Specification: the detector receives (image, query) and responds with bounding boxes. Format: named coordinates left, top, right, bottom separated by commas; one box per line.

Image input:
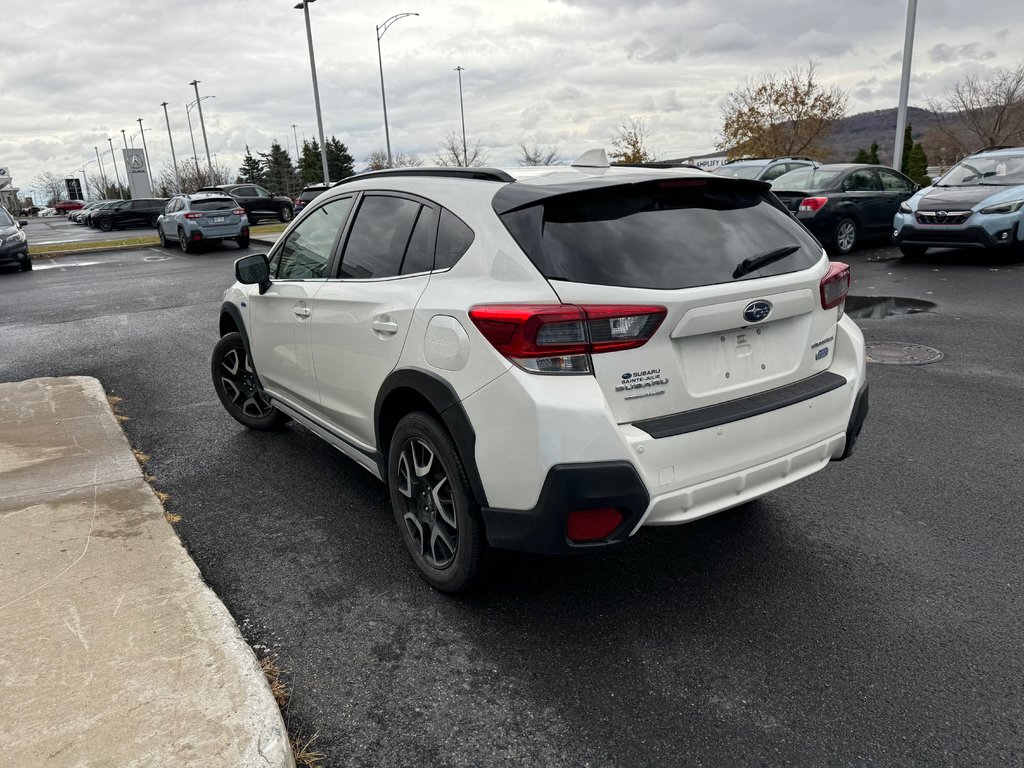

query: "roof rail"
left=335, top=167, right=516, bottom=185
left=971, top=145, right=1016, bottom=154
left=725, top=155, right=817, bottom=164
left=611, top=161, right=703, bottom=170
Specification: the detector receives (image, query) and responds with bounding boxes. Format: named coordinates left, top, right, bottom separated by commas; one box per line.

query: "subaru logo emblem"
left=743, top=300, right=773, bottom=323
left=935, top=210, right=948, bottom=222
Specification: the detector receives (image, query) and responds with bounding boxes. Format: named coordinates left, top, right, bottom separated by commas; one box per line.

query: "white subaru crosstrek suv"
left=212, top=150, right=868, bottom=593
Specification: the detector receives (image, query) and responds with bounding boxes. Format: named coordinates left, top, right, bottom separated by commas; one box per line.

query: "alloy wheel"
left=217, top=345, right=273, bottom=419
left=837, top=221, right=856, bottom=253
left=396, top=437, right=458, bottom=569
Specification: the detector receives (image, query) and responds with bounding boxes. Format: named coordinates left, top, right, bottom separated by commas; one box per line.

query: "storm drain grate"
left=865, top=341, right=943, bottom=365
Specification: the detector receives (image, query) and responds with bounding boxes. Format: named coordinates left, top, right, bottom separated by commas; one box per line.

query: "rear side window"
left=191, top=198, right=238, bottom=211
left=434, top=209, right=474, bottom=270
left=499, top=180, right=821, bottom=290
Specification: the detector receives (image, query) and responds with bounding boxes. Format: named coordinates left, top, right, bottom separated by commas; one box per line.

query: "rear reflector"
left=820, top=261, right=850, bottom=317
left=567, top=508, right=624, bottom=542
left=799, top=197, right=829, bottom=213
left=469, top=304, right=666, bottom=374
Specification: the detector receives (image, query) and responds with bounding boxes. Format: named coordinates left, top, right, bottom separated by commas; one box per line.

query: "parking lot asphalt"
left=21, top=215, right=153, bottom=246
left=1, top=244, right=1022, bottom=766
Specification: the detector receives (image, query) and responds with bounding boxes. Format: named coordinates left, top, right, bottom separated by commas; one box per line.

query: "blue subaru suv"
left=893, top=147, right=1024, bottom=258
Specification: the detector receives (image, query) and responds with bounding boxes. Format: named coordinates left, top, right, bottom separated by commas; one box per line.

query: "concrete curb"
left=31, top=232, right=282, bottom=260
left=0, top=377, right=295, bottom=768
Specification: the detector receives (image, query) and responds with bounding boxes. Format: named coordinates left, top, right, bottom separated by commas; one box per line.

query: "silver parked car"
left=156, top=193, right=250, bottom=253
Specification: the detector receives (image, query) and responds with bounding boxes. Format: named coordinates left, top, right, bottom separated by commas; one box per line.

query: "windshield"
left=771, top=167, right=842, bottom=190
left=0, top=209, right=13, bottom=227
left=498, top=180, right=821, bottom=290
left=938, top=154, right=1024, bottom=186
left=712, top=164, right=764, bottom=179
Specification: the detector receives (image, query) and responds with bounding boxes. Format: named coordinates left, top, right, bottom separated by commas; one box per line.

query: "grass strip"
left=31, top=223, right=287, bottom=256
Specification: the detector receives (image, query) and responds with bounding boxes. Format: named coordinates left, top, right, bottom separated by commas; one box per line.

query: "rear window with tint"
left=191, top=199, right=238, bottom=211
left=498, top=180, right=821, bottom=290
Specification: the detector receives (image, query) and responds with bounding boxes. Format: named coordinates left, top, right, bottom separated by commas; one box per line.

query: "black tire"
left=899, top=244, right=928, bottom=259
left=178, top=228, right=195, bottom=254
left=278, top=206, right=293, bottom=223
left=149, top=213, right=160, bottom=227
left=21, top=258, right=33, bottom=272
left=158, top=225, right=172, bottom=248
left=829, top=218, right=858, bottom=256
left=388, top=412, right=488, bottom=593
left=247, top=211, right=259, bottom=225
left=236, top=236, right=250, bottom=249
left=211, top=332, right=290, bottom=430
left=97, top=218, right=113, bottom=232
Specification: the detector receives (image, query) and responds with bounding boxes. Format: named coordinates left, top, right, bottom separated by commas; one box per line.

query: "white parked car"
left=212, top=151, right=868, bottom=592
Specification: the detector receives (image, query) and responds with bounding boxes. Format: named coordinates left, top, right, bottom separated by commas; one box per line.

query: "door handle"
left=371, top=319, right=399, bottom=335
left=293, top=307, right=311, bottom=318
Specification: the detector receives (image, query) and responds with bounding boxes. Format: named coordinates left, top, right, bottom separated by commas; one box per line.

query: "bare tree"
left=32, top=171, right=69, bottom=206
left=365, top=150, right=424, bottom=171
left=716, top=62, right=847, bottom=158
left=85, top=172, right=126, bottom=200
left=927, top=61, right=1024, bottom=155
left=515, top=141, right=562, bottom=166
left=434, top=131, right=488, bottom=167
left=610, top=117, right=655, bottom=163
left=154, top=160, right=234, bottom=196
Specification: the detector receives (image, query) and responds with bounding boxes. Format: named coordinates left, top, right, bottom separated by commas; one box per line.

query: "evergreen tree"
left=238, top=146, right=266, bottom=185
left=259, top=140, right=299, bottom=196
left=325, top=136, right=355, bottom=182
left=907, top=142, right=930, bottom=186
left=298, top=139, right=323, bottom=186
left=901, top=125, right=914, bottom=174
left=854, top=148, right=871, bottom=163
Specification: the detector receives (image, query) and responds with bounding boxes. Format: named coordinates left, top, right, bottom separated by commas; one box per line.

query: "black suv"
left=198, top=184, right=294, bottom=224
left=91, top=198, right=169, bottom=231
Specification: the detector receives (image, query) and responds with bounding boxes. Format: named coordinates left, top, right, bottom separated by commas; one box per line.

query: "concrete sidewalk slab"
left=0, top=377, right=294, bottom=768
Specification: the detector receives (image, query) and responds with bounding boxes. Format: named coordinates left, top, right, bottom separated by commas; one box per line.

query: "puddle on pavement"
left=846, top=295, right=936, bottom=319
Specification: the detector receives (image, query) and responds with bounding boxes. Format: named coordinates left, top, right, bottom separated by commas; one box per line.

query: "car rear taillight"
left=567, top=508, right=624, bottom=542
left=799, top=197, right=829, bottom=213
left=184, top=212, right=203, bottom=219
left=468, top=304, right=666, bottom=374
left=232, top=208, right=246, bottom=216
left=820, top=262, right=850, bottom=318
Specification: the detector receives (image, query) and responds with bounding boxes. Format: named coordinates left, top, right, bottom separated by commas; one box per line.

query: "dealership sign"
left=122, top=148, right=152, bottom=198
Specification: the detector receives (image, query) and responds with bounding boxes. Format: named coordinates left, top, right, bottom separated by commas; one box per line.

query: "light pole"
left=892, top=0, right=918, bottom=172
left=79, top=159, right=96, bottom=200
left=376, top=12, right=418, bottom=167
left=136, top=118, right=154, bottom=185
left=295, top=0, right=330, bottom=183
left=187, top=96, right=214, bottom=186
left=108, top=137, right=124, bottom=198
left=292, top=123, right=300, bottom=157
left=454, top=65, right=468, bottom=167
left=161, top=101, right=182, bottom=193
left=190, top=80, right=214, bottom=174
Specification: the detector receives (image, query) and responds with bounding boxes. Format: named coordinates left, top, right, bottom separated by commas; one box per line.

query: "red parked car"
left=54, top=200, right=86, bottom=214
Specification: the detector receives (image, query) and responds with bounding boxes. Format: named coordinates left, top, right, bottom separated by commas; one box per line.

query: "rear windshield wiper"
left=732, top=245, right=801, bottom=279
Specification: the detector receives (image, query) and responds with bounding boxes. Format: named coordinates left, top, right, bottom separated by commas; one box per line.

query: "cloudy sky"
left=2, top=0, right=1020, bottom=201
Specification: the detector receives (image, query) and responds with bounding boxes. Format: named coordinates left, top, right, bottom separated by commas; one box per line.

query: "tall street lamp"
left=161, top=101, right=182, bottom=193
left=190, top=80, right=214, bottom=174
left=892, top=0, right=919, bottom=172
left=292, top=123, right=300, bottom=158
left=376, top=12, right=418, bottom=167
left=454, top=65, right=468, bottom=167
left=187, top=96, right=214, bottom=185
left=295, top=0, right=331, bottom=183
left=135, top=118, right=155, bottom=185
left=107, top=137, right=125, bottom=198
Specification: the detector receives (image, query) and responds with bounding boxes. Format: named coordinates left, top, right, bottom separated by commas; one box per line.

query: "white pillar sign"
left=122, top=149, right=152, bottom=198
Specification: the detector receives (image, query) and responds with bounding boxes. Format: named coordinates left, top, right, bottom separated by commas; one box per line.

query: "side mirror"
left=235, top=253, right=271, bottom=294
left=272, top=191, right=280, bottom=197
left=18, top=220, right=27, bottom=227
